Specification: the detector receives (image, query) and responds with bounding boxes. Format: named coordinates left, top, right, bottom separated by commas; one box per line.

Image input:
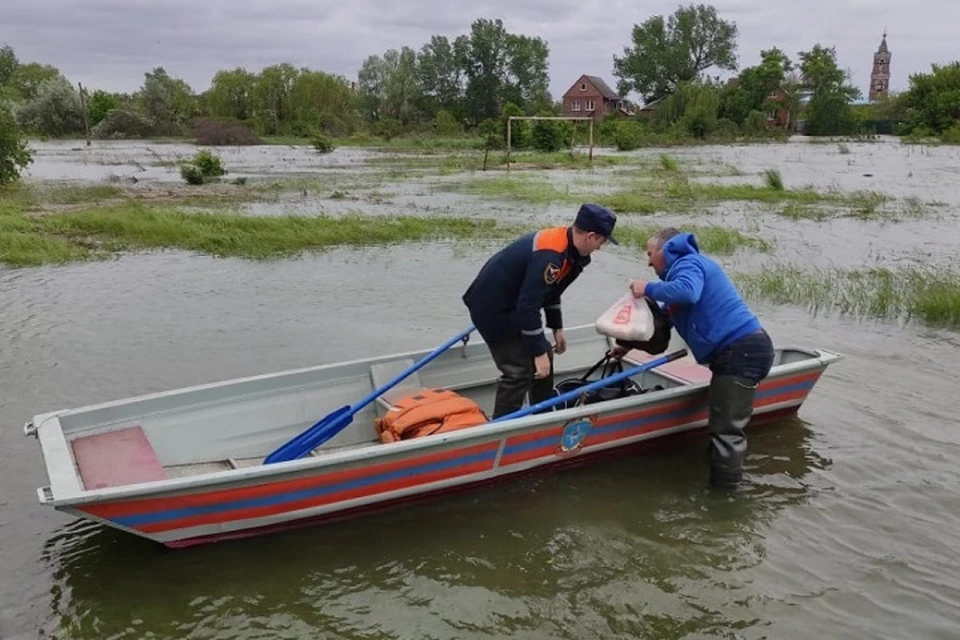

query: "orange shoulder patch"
left=533, top=226, right=569, bottom=253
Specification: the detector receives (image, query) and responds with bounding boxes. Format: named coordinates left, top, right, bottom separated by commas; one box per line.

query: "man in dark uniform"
left=462, top=203, right=619, bottom=418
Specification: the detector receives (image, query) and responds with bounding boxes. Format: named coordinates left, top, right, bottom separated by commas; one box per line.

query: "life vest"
left=375, top=388, right=489, bottom=444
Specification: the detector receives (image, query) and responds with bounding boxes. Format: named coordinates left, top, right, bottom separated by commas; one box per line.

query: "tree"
left=16, top=76, right=85, bottom=137
left=0, top=103, right=32, bottom=185
left=900, top=62, right=960, bottom=135
left=613, top=3, right=738, bottom=104
left=797, top=45, right=860, bottom=135
left=357, top=48, right=420, bottom=124
left=206, top=68, right=257, bottom=121
left=720, top=47, right=794, bottom=125
left=137, top=67, right=194, bottom=135
left=416, top=36, right=464, bottom=120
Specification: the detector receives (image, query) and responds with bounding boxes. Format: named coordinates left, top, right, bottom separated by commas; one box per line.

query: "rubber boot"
left=707, top=375, right=757, bottom=488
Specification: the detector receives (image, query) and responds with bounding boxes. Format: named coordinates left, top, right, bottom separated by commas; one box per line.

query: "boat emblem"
left=557, top=417, right=593, bottom=455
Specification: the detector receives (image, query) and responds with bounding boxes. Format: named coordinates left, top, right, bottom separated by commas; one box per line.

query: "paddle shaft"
left=263, top=325, right=475, bottom=464
left=350, top=324, right=475, bottom=412
left=491, top=348, right=688, bottom=423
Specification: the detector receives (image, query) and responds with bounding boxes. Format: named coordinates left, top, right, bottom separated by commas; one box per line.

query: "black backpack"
left=549, top=353, right=663, bottom=411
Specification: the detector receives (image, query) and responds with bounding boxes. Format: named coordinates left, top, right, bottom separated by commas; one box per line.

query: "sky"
left=2, top=0, right=958, bottom=104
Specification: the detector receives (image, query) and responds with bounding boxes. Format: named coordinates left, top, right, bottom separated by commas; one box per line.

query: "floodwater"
left=2, top=138, right=960, bottom=639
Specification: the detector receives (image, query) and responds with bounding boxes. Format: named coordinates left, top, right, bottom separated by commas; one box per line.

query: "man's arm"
left=644, top=261, right=705, bottom=305
left=516, top=250, right=562, bottom=356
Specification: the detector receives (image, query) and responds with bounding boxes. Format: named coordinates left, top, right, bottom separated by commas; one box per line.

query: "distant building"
left=869, top=31, right=891, bottom=101
left=560, top=74, right=634, bottom=121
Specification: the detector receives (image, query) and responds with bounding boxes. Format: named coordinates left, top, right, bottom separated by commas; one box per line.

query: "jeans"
left=487, top=335, right=555, bottom=419
left=704, top=328, right=775, bottom=487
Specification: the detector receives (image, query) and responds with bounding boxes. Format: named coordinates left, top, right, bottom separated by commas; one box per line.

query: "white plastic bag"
left=595, top=293, right=655, bottom=342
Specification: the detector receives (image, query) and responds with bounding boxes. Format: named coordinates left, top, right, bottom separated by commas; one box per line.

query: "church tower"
left=869, top=31, right=891, bottom=101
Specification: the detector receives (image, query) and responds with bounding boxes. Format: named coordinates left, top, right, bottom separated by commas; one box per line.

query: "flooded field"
left=1, top=137, right=959, bottom=639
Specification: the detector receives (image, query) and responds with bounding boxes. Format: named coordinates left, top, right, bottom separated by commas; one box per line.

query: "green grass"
left=735, top=265, right=960, bottom=330
left=452, top=172, right=900, bottom=217
left=1, top=183, right=125, bottom=209
left=0, top=203, right=528, bottom=268
left=615, top=224, right=773, bottom=255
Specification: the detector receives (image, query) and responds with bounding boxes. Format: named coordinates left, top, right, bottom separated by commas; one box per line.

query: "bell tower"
left=869, top=31, right=891, bottom=101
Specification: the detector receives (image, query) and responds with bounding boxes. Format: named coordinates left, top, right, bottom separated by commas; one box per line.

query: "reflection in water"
left=41, top=419, right=828, bottom=639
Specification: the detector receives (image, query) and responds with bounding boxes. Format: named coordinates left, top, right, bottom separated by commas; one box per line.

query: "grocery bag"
left=595, top=292, right=655, bottom=342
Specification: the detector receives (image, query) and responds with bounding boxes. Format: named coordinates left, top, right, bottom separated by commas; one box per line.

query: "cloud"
left=2, top=0, right=957, bottom=100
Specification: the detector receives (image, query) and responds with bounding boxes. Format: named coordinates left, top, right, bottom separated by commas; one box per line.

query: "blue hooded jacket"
left=644, top=232, right=761, bottom=364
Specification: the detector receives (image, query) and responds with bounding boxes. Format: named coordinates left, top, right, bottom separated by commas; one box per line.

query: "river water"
left=1, top=138, right=959, bottom=639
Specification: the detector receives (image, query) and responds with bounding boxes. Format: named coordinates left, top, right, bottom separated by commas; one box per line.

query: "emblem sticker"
left=557, top=417, right=593, bottom=455
left=543, top=262, right=561, bottom=284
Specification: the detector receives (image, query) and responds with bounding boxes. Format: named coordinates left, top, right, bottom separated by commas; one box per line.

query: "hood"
left=662, top=232, right=700, bottom=270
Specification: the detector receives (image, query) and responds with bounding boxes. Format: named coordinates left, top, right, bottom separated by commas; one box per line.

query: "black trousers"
left=488, top=335, right=554, bottom=419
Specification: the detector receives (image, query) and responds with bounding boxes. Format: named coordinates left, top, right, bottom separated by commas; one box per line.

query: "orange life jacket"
left=375, top=388, right=489, bottom=444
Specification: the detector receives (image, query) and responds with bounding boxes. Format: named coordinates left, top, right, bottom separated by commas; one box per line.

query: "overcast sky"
left=2, top=0, right=957, bottom=103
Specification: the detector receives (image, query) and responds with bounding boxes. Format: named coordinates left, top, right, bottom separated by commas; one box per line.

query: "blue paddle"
left=263, top=325, right=476, bottom=464
left=491, top=348, right=689, bottom=423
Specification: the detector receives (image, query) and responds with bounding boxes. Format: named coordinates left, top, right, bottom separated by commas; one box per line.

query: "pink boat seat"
left=70, top=425, right=167, bottom=490
left=626, top=349, right=713, bottom=385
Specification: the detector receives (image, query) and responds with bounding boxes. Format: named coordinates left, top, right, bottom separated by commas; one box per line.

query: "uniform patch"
left=543, top=262, right=561, bottom=284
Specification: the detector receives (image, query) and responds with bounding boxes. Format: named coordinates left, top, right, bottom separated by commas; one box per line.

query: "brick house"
left=724, top=77, right=793, bottom=128
left=561, top=74, right=634, bottom=120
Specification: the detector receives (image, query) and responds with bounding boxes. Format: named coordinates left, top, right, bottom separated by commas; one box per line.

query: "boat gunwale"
left=29, top=342, right=842, bottom=508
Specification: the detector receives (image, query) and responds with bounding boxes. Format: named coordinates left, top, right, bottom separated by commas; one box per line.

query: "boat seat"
left=626, top=350, right=713, bottom=385
left=370, top=358, right=425, bottom=410
left=70, top=424, right=167, bottom=490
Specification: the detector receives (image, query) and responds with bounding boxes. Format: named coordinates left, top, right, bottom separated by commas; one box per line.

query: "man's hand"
left=533, top=352, right=551, bottom=379
left=609, top=345, right=629, bottom=360
left=630, top=280, right=648, bottom=298
left=552, top=328, right=567, bottom=355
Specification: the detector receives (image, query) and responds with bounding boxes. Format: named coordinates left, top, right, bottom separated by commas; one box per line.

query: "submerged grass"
left=614, top=224, right=773, bottom=255
left=453, top=172, right=899, bottom=217
left=736, top=265, right=960, bottom=330
left=0, top=204, right=527, bottom=268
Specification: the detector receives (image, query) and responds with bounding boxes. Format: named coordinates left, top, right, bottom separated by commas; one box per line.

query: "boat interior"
left=38, top=325, right=826, bottom=495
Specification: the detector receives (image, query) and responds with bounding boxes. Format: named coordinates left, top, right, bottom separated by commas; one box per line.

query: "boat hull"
left=26, top=326, right=841, bottom=548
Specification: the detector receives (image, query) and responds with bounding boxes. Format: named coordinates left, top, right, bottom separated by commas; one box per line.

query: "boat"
left=24, top=324, right=842, bottom=548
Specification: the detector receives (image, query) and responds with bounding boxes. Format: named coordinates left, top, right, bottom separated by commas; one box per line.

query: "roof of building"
left=580, top=75, right=620, bottom=100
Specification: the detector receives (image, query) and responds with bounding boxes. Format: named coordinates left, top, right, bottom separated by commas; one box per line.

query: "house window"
left=766, top=111, right=776, bottom=120
left=617, top=100, right=623, bottom=109
left=572, top=100, right=581, bottom=111
left=579, top=83, right=587, bottom=91
left=586, top=99, right=595, bottom=111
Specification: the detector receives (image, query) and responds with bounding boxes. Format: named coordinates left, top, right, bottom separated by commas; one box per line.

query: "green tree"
left=253, top=63, right=298, bottom=135
left=720, top=47, right=793, bottom=125
left=16, top=76, right=85, bottom=137
left=86, top=90, right=122, bottom=127
left=798, top=45, right=860, bottom=136
left=613, top=3, right=739, bottom=103
left=137, top=67, right=195, bottom=135
left=416, top=36, right=464, bottom=120
left=0, top=103, right=32, bottom=185
left=206, top=68, right=257, bottom=121
left=900, top=62, right=960, bottom=135
left=357, top=48, right=420, bottom=125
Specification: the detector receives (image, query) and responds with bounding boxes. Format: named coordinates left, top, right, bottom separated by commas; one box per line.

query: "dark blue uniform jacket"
left=462, top=226, right=589, bottom=357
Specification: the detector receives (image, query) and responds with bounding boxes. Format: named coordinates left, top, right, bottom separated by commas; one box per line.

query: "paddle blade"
left=262, top=405, right=353, bottom=464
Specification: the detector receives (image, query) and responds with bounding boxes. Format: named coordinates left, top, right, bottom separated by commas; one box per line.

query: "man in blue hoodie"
left=626, top=227, right=775, bottom=488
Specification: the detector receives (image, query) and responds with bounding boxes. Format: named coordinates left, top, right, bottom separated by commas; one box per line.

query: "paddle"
left=491, top=348, right=688, bottom=423
left=263, top=325, right=476, bottom=464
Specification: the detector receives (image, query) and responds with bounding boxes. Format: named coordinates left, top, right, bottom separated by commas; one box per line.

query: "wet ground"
left=2, top=137, right=959, bottom=639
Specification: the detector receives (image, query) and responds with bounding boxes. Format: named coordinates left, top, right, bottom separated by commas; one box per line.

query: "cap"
left=575, top=203, right=618, bottom=245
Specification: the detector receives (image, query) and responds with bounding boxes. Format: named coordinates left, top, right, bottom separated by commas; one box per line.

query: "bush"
left=614, top=120, right=643, bottom=151
left=179, top=149, right=225, bottom=185
left=531, top=117, right=572, bottom=152
left=311, top=133, right=335, bottom=153
left=180, top=163, right=204, bottom=185
left=0, top=105, right=33, bottom=185
left=434, top=110, right=461, bottom=137
left=192, top=117, right=262, bottom=146
left=92, top=108, right=154, bottom=139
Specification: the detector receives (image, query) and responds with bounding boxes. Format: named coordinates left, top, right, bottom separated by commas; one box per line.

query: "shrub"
left=192, top=117, right=262, bottom=145
left=92, top=108, right=154, bottom=139
left=311, top=133, right=335, bottom=153
left=180, top=163, right=204, bottom=185
left=179, top=150, right=225, bottom=185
